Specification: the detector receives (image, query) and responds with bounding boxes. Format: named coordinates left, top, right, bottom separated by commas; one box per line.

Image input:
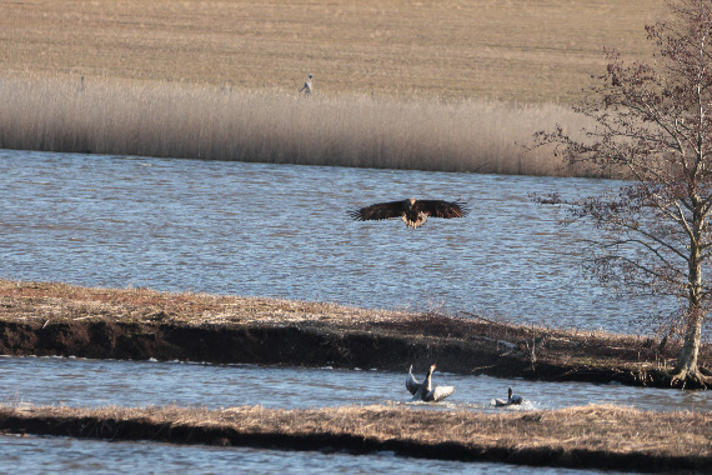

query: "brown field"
left=1, top=279, right=710, bottom=388
left=1, top=403, right=710, bottom=471
left=1, top=0, right=667, bottom=103
left=0, top=1, right=669, bottom=176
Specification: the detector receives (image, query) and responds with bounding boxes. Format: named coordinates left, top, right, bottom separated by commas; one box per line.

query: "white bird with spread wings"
left=406, top=364, right=455, bottom=402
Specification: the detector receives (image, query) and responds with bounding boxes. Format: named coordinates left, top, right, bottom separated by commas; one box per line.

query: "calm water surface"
left=2, top=356, right=710, bottom=413
left=0, top=356, right=704, bottom=473
left=0, top=149, right=679, bottom=335
left=1, top=151, right=706, bottom=472
left=0, top=434, right=600, bottom=474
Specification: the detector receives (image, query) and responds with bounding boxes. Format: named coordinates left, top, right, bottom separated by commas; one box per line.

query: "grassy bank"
left=1, top=403, right=710, bottom=471
left=1, top=280, right=710, bottom=388
left=0, top=75, right=605, bottom=177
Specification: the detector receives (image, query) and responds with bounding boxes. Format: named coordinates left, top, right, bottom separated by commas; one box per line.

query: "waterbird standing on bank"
left=350, top=198, right=467, bottom=229
left=492, top=387, right=524, bottom=407
left=299, top=73, right=313, bottom=96
left=406, top=364, right=455, bottom=402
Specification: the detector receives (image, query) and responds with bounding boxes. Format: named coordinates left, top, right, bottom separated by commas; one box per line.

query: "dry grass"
left=0, top=0, right=667, bottom=103
left=2, top=403, right=710, bottom=470
left=0, top=75, right=603, bottom=176
left=0, top=279, right=410, bottom=327
left=0, top=1, right=669, bottom=176
left=2, top=279, right=709, bottom=375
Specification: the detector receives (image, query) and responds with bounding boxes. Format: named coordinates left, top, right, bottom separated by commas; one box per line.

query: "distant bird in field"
left=406, top=364, right=455, bottom=402
left=350, top=198, right=467, bottom=229
left=492, top=387, right=524, bottom=407
left=299, top=73, right=313, bottom=96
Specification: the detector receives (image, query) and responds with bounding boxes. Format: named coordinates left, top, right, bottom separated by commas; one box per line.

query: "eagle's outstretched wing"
left=414, top=200, right=467, bottom=218
left=349, top=200, right=405, bottom=221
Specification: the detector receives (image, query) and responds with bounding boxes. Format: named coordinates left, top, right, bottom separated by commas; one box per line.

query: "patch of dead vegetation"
left=1, top=280, right=709, bottom=384
left=367, top=310, right=711, bottom=374
left=0, top=279, right=408, bottom=327
left=1, top=403, right=710, bottom=471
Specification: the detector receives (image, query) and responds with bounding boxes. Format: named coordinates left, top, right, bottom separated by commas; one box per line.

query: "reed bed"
left=0, top=75, right=603, bottom=177
left=1, top=403, right=710, bottom=471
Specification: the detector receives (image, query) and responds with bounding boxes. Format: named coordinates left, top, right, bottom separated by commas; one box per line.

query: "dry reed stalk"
left=0, top=75, right=605, bottom=177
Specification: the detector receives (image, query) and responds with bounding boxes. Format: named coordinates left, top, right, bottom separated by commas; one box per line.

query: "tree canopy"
left=537, top=0, right=712, bottom=388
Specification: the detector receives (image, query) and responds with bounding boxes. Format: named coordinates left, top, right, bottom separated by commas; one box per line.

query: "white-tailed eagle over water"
left=349, top=198, right=467, bottom=229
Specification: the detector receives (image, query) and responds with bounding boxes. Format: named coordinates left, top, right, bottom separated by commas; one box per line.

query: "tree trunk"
left=671, top=228, right=708, bottom=388
left=671, top=308, right=705, bottom=387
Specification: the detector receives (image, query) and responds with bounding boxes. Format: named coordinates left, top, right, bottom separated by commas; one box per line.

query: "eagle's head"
left=407, top=198, right=417, bottom=208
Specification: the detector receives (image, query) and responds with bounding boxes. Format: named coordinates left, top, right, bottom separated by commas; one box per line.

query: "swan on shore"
left=405, top=364, right=455, bottom=402
left=492, top=386, right=523, bottom=407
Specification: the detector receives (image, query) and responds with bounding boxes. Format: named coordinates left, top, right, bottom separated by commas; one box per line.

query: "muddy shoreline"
left=0, top=316, right=695, bottom=389
left=2, top=404, right=710, bottom=472
left=1, top=280, right=710, bottom=388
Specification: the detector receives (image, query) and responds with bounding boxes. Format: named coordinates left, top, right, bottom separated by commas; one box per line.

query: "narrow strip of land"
left=1, top=403, right=710, bottom=472
left=1, top=280, right=709, bottom=388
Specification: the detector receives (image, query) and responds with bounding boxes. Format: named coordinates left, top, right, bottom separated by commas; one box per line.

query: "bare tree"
left=537, top=0, right=712, bottom=388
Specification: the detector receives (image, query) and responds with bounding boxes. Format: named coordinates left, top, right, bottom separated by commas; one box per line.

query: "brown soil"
left=1, top=280, right=710, bottom=389
left=1, top=404, right=710, bottom=472
left=0, top=0, right=667, bottom=103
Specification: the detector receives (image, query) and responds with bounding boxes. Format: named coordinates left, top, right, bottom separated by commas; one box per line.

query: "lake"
left=0, top=149, right=678, bottom=335
left=0, top=433, right=598, bottom=474
left=0, top=149, right=703, bottom=472
left=3, top=356, right=710, bottom=412
left=1, top=356, right=701, bottom=473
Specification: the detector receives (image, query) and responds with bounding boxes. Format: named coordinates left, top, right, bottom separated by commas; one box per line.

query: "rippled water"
left=0, top=149, right=678, bottom=335
left=1, top=151, right=705, bottom=472
left=1, top=357, right=707, bottom=473
left=2, top=356, right=710, bottom=413
left=0, top=434, right=597, bottom=474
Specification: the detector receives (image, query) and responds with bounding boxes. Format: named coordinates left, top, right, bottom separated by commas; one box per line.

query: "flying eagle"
left=349, top=198, right=467, bottom=229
